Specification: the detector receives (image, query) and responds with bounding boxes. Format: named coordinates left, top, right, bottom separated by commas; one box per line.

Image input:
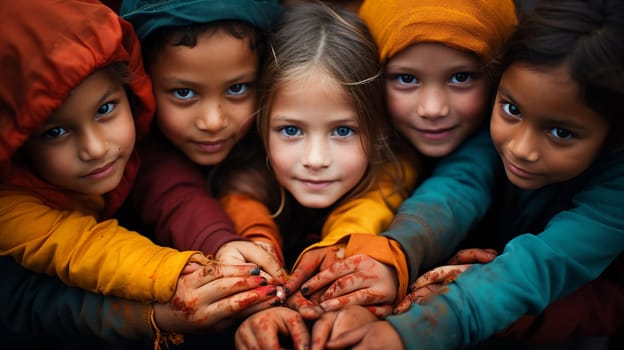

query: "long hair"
left=258, top=1, right=403, bottom=207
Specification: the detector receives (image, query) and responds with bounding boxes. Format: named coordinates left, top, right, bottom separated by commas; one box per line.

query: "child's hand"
left=393, top=248, right=497, bottom=314
left=323, top=319, right=404, bottom=350
left=235, top=306, right=310, bottom=350
left=283, top=244, right=346, bottom=297
left=216, top=240, right=288, bottom=285
left=155, top=260, right=280, bottom=333
left=300, top=254, right=397, bottom=316
left=310, top=304, right=379, bottom=350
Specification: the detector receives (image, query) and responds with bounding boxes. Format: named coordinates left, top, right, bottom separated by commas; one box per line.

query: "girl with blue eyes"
left=235, top=2, right=418, bottom=348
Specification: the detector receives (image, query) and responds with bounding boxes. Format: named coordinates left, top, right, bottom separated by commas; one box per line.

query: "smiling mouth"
left=505, top=159, right=537, bottom=179
left=84, top=159, right=117, bottom=179
left=300, top=179, right=333, bottom=189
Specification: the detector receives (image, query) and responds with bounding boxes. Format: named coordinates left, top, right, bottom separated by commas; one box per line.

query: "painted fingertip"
left=249, top=267, right=260, bottom=275
left=301, top=286, right=310, bottom=295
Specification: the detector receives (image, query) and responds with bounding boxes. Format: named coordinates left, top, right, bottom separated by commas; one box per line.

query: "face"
left=268, top=68, right=368, bottom=208
left=23, top=69, right=135, bottom=195
left=149, top=29, right=258, bottom=166
left=385, top=43, right=490, bottom=157
left=490, top=63, right=609, bottom=189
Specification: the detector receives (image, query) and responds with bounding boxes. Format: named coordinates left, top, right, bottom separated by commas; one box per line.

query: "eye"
left=502, top=102, right=521, bottom=118
left=396, top=74, right=418, bottom=85
left=333, top=126, right=354, bottom=137
left=449, top=72, right=472, bottom=84
left=173, top=88, right=196, bottom=100
left=96, top=102, right=116, bottom=117
left=227, top=83, right=248, bottom=96
left=279, top=125, right=301, bottom=137
left=549, top=127, right=574, bottom=140
left=42, top=127, right=68, bottom=140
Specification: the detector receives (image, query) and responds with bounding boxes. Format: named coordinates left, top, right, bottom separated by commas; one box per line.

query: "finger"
left=409, top=264, right=471, bottom=291
left=235, top=321, right=266, bottom=350
left=240, top=245, right=289, bottom=284
left=310, top=311, right=338, bottom=350
left=302, top=258, right=358, bottom=296
left=237, top=296, right=284, bottom=318
left=447, top=248, right=498, bottom=265
left=287, top=291, right=323, bottom=320
left=320, top=289, right=388, bottom=311
left=285, top=252, right=325, bottom=294
left=200, top=285, right=279, bottom=322
left=284, top=311, right=311, bottom=350
left=363, top=304, right=393, bottom=318
left=325, top=326, right=368, bottom=349
left=393, top=285, right=447, bottom=314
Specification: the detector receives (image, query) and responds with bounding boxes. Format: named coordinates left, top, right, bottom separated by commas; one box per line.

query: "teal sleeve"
left=383, top=129, right=501, bottom=281
left=387, top=154, right=624, bottom=349
left=0, top=257, right=153, bottom=341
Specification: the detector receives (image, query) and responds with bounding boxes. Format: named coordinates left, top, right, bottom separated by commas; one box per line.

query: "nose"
left=195, top=100, right=228, bottom=132
left=301, top=135, right=331, bottom=169
left=417, top=85, right=450, bottom=119
left=507, top=124, right=539, bottom=162
left=78, top=125, right=109, bottom=161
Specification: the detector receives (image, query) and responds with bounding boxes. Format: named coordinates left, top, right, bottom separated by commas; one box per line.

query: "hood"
left=120, top=0, right=281, bottom=41
left=0, top=0, right=155, bottom=181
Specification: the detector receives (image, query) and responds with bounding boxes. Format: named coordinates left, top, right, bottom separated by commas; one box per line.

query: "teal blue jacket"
left=384, top=129, right=624, bottom=349
left=0, top=257, right=152, bottom=343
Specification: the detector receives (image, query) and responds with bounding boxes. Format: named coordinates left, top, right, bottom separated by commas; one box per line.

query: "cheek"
left=386, top=91, right=411, bottom=124
left=455, top=89, right=489, bottom=124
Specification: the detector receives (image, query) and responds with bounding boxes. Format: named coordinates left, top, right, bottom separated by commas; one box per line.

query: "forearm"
left=0, top=257, right=153, bottom=341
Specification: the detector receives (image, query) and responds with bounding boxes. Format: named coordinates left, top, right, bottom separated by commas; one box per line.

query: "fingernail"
left=249, top=267, right=260, bottom=275
left=259, top=277, right=268, bottom=286
left=301, top=286, right=309, bottom=295
left=284, top=287, right=291, bottom=295
left=267, top=288, right=277, bottom=296
left=270, top=299, right=283, bottom=307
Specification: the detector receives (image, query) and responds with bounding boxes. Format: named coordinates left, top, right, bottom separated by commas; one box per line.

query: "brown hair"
left=258, top=1, right=404, bottom=208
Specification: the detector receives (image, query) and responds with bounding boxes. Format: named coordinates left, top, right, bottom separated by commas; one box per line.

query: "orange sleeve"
left=344, top=234, right=409, bottom=303
left=219, top=193, right=284, bottom=265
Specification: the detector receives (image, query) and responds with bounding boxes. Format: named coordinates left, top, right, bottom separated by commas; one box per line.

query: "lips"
left=415, top=125, right=457, bottom=140
left=299, top=179, right=334, bottom=190
left=83, top=159, right=117, bottom=179
left=504, top=158, right=538, bottom=179
left=193, top=139, right=226, bottom=153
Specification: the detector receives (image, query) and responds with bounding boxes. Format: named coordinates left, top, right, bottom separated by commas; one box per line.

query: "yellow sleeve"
left=294, top=155, right=420, bottom=264
left=0, top=189, right=196, bottom=303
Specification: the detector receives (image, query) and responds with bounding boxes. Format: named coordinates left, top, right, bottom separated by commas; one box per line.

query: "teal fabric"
left=384, top=130, right=624, bottom=349
left=120, top=0, right=281, bottom=41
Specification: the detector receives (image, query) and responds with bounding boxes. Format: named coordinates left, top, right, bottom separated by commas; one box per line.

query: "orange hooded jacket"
left=0, top=0, right=197, bottom=303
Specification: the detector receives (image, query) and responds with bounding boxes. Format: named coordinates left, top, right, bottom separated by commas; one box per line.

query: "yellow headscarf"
left=359, top=0, right=518, bottom=64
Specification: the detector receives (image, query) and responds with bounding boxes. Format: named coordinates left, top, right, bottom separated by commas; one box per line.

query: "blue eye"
left=449, top=72, right=472, bottom=84
left=502, top=102, right=521, bottom=118
left=333, top=126, right=354, bottom=137
left=549, top=127, right=574, bottom=140
left=173, top=88, right=196, bottom=100
left=42, top=127, right=68, bottom=139
left=396, top=74, right=418, bottom=85
left=280, top=126, right=301, bottom=137
left=227, top=83, right=248, bottom=96
left=96, top=102, right=116, bottom=117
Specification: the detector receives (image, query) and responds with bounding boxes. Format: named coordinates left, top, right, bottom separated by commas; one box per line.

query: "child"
left=322, top=0, right=624, bottom=349
left=0, top=0, right=278, bottom=347
left=118, top=0, right=289, bottom=281
left=121, top=0, right=418, bottom=320
left=297, top=0, right=517, bottom=314
left=234, top=2, right=413, bottom=348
